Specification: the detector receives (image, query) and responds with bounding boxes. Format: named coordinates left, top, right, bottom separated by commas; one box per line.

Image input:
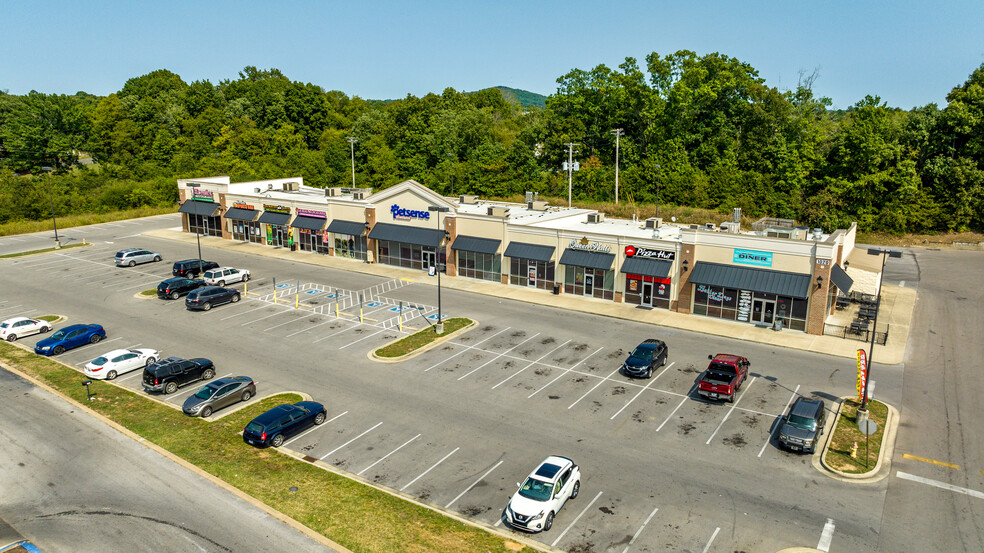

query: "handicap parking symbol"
left=389, top=306, right=407, bottom=312
left=275, top=283, right=293, bottom=289
left=305, top=290, right=322, bottom=295
left=426, top=314, right=444, bottom=321
left=323, top=293, right=337, bottom=299
left=366, top=301, right=383, bottom=308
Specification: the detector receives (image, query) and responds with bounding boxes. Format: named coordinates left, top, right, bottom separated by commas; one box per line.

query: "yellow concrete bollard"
left=398, top=314, right=402, bottom=332
left=243, top=281, right=247, bottom=296
left=335, top=303, right=339, bottom=318
left=295, top=293, right=299, bottom=309
left=360, top=307, right=363, bottom=323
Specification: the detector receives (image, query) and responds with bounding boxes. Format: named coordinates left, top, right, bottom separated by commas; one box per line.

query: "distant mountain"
left=491, top=86, right=546, bottom=109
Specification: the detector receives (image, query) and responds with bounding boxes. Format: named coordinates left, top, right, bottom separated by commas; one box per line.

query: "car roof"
left=711, top=354, right=745, bottom=363
left=530, top=456, right=573, bottom=482
left=97, top=348, right=131, bottom=358
left=118, top=248, right=141, bottom=253
left=790, top=397, right=824, bottom=417
left=252, top=404, right=295, bottom=425
left=207, top=266, right=236, bottom=272
left=60, top=324, right=92, bottom=331
left=1, top=316, right=33, bottom=324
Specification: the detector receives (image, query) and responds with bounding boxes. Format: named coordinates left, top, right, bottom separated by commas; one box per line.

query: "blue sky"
left=2, top=0, right=982, bottom=109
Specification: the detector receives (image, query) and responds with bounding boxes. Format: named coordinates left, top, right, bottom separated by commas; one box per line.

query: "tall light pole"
left=40, top=166, right=60, bottom=248
left=347, top=136, right=358, bottom=188
left=428, top=205, right=450, bottom=334
left=654, top=164, right=662, bottom=218
left=564, top=142, right=579, bottom=208
left=611, top=129, right=624, bottom=204
left=857, top=247, right=902, bottom=422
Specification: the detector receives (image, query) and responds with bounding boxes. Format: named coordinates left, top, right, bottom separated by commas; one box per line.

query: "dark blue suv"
left=243, top=401, right=327, bottom=448
left=622, top=338, right=668, bottom=378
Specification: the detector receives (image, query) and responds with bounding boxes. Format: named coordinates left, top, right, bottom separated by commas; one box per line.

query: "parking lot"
left=0, top=227, right=892, bottom=553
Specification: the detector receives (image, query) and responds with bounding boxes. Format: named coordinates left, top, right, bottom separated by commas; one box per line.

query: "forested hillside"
left=1, top=52, right=982, bottom=234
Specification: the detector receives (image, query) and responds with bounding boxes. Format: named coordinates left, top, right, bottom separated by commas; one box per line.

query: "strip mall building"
left=177, top=176, right=860, bottom=336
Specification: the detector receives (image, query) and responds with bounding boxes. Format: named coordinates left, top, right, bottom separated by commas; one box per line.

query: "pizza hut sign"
left=624, top=245, right=675, bottom=261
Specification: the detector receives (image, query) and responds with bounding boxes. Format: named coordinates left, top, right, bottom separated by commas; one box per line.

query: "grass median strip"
left=825, top=398, right=888, bottom=473
left=0, top=342, right=533, bottom=553
left=374, top=317, right=473, bottom=358
left=0, top=242, right=89, bottom=258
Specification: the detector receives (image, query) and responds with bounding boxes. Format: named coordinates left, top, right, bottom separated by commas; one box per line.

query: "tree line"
left=1, top=54, right=982, bottom=233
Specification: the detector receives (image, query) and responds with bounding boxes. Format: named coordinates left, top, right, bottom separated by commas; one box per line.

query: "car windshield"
left=91, top=356, right=108, bottom=365
left=518, top=477, right=553, bottom=502
left=787, top=414, right=817, bottom=430
left=630, top=347, right=654, bottom=360
left=245, top=422, right=265, bottom=434
left=194, top=385, right=219, bottom=400
left=51, top=329, right=69, bottom=340
left=204, top=271, right=218, bottom=278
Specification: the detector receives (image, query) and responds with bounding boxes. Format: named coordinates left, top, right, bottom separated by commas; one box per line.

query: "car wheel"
left=243, top=273, right=250, bottom=282
left=164, top=381, right=178, bottom=394
left=5, top=334, right=15, bottom=342
left=153, top=255, right=161, bottom=262
left=202, top=302, right=211, bottom=311
left=107, top=370, right=117, bottom=380
left=231, top=293, right=240, bottom=303
left=90, top=334, right=101, bottom=344
left=271, top=434, right=284, bottom=447
left=170, top=291, right=180, bottom=300
left=646, top=367, right=653, bottom=379
left=543, top=511, right=554, bottom=531
left=241, top=390, right=252, bottom=402
left=128, top=260, right=136, bottom=267
left=217, top=281, right=225, bottom=287
left=201, top=406, right=212, bottom=418
left=314, top=412, right=326, bottom=425
left=571, top=480, right=580, bottom=499
left=145, top=357, right=156, bottom=366
left=41, top=325, right=51, bottom=333
left=53, top=346, right=65, bottom=355
left=202, top=368, right=215, bottom=380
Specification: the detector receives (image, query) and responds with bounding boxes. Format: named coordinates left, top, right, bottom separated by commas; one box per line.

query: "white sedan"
left=0, top=317, right=52, bottom=342
left=203, top=267, right=251, bottom=286
left=504, top=456, right=581, bottom=532
left=84, top=348, right=160, bottom=380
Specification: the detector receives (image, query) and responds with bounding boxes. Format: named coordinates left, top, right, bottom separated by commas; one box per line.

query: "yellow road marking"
left=903, top=453, right=960, bottom=470
left=400, top=278, right=414, bottom=282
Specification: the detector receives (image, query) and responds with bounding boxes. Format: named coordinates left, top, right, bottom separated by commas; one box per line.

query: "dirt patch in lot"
left=573, top=343, right=588, bottom=351
left=548, top=395, right=560, bottom=400
left=534, top=367, right=550, bottom=376
left=723, top=434, right=748, bottom=447
left=566, top=542, right=597, bottom=553
left=678, top=422, right=696, bottom=435
left=742, top=414, right=760, bottom=427
left=610, top=386, right=626, bottom=395
left=607, top=348, right=624, bottom=359
left=680, top=363, right=700, bottom=373
left=482, top=326, right=494, bottom=332
left=511, top=331, right=525, bottom=338
left=541, top=337, right=555, bottom=345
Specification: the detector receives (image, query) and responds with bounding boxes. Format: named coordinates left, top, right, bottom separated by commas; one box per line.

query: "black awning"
left=326, top=219, right=366, bottom=236
left=451, top=235, right=501, bottom=255
left=368, top=222, right=445, bottom=248
left=178, top=200, right=220, bottom=217
left=830, top=263, right=854, bottom=293
left=504, top=242, right=555, bottom=263
left=223, top=207, right=258, bottom=221
left=559, top=248, right=615, bottom=271
left=290, top=216, right=326, bottom=231
left=257, top=211, right=292, bottom=226
left=621, top=256, right=673, bottom=278
left=689, top=261, right=812, bottom=299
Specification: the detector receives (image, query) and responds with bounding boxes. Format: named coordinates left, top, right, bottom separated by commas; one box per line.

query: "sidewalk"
left=146, top=228, right=914, bottom=364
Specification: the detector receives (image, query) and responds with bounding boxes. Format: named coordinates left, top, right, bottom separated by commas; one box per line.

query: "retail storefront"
left=504, top=242, right=556, bottom=290
left=224, top=202, right=263, bottom=243
left=179, top=189, right=222, bottom=237
left=370, top=222, right=446, bottom=271
left=559, top=240, right=616, bottom=300
left=326, top=219, right=368, bottom=261
left=258, top=205, right=292, bottom=248
left=688, top=261, right=811, bottom=331
left=291, top=208, right=328, bottom=253
left=621, top=246, right=674, bottom=309
left=452, top=235, right=501, bottom=282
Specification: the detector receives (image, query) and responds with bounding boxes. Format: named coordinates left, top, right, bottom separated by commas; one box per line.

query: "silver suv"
left=115, top=248, right=162, bottom=267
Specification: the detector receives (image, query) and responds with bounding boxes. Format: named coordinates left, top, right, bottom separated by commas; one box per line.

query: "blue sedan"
left=35, top=324, right=106, bottom=356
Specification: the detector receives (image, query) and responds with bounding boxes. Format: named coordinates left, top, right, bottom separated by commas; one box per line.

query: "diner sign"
left=569, top=237, right=612, bottom=253
left=192, top=189, right=214, bottom=202
left=733, top=248, right=773, bottom=267
left=624, top=245, right=675, bottom=261
left=297, top=208, right=327, bottom=218
left=263, top=204, right=291, bottom=214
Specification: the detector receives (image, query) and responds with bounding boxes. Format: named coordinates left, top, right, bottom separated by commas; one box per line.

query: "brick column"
left=445, top=216, right=458, bottom=277
left=365, top=207, right=376, bottom=263
left=179, top=188, right=189, bottom=232
left=219, top=193, right=231, bottom=240
left=806, top=262, right=833, bottom=335
left=675, top=247, right=697, bottom=314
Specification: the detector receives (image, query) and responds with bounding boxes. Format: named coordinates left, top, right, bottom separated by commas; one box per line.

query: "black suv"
left=157, top=277, right=205, bottom=300
left=172, top=259, right=219, bottom=278
left=778, top=397, right=826, bottom=453
left=622, top=338, right=668, bottom=378
left=185, top=286, right=241, bottom=311
left=142, top=357, right=215, bottom=394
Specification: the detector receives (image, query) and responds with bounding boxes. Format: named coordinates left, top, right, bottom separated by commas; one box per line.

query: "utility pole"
left=611, top=129, right=624, bottom=204
left=347, top=136, right=358, bottom=188
left=654, top=164, right=662, bottom=218
left=563, top=142, right=579, bottom=208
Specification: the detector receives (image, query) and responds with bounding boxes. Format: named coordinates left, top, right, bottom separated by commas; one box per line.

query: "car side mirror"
left=516, top=482, right=521, bottom=488
left=708, top=354, right=713, bottom=360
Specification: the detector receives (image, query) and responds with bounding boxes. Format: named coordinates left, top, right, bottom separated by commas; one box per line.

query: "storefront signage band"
left=192, top=189, right=214, bottom=202
left=624, top=245, right=675, bottom=260
left=569, top=239, right=611, bottom=253
left=232, top=202, right=254, bottom=210
left=297, top=208, right=327, bottom=218
left=263, top=204, right=291, bottom=214
left=391, top=204, right=430, bottom=221
left=697, top=284, right=733, bottom=303
left=733, top=248, right=773, bottom=267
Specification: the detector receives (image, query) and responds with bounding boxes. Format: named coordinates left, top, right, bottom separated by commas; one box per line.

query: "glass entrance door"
left=642, top=282, right=653, bottom=306
left=423, top=250, right=436, bottom=272
left=584, top=274, right=594, bottom=295
left=752, top=299, right=776, bottom=324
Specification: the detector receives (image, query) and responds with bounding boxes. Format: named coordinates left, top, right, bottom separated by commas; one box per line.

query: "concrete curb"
left=368, top=319, right=479, bottom=363
left=0, top=356, right=354, bottom=553
left=816, top=396, right=898, bottom=483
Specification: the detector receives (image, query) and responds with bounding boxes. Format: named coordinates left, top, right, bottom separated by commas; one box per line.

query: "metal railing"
left=823, top=323, right=889, bottom=345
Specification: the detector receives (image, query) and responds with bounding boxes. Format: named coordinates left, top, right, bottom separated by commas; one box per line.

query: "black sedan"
left=622, top=338, right=668, bottom=378
left=185, top=286, right=241, bottom=311
left=157, top=277, right=205, bottom=300
left=243, top=401, right=327, bottom=447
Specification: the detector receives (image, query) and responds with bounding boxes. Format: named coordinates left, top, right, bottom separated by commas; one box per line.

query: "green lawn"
left=374, top=318, right=473, bottom=358
left=825, top=398, right=889, bottom=473
left=0, top=242, right=90, bottom=258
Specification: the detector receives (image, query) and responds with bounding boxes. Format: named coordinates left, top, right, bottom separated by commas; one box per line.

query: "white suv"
left=202, top=267, right=250, bottom=286
left=505, top=456, right=581, bottom=532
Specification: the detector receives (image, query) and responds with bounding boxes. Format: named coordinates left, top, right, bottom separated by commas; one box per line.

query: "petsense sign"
left=391, top=204, right=430, bottom=221
left=733, top=249, right=773, bottom=267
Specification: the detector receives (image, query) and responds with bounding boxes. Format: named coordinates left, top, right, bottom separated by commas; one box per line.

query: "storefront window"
left=334, top=234, right=367, bottom=260
left=693, top=285, right=807, bottom=331
left=230, top=220, right=262, bottom=243
left=564, top=265, right=614, bottom=300
left=188, top=213, right=222, bottom=237
left=457, top=251, right=501, bottom=282
left=377, top=240, right=443, bottom=271
left=625, top=275, right=672, bottom=309
left=509, top=257, right=555, bottom=290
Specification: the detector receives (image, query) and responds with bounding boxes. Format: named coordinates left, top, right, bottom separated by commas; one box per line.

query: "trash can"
left=553, top=283, right=560, bottom=295
left=290, top=243, right=297, bottom=252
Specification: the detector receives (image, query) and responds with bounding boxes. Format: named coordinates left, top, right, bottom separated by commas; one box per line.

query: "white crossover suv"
left=202, top=267, right=250, bottom=286
left=504, top=456, right=581, bottom=532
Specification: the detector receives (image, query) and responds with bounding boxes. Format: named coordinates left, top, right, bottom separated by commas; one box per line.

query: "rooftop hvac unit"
left=720, top=221, right=740, bottom=234
left=645, top=217, right=662, bottom=229
left=524, top=191, right=534, bottom=203
left=813, top=228, right=824, bottom=240
left=460, top=194, right=478, bottom=204
left=352, top=190, right=367, bottom=200
left=689, top=224, right=700, bottom=230
left=705, top=222, right=716, bottom=230
left=487, top=206, right=510, bottom=217
left=325, top=187, right=342, bottom=197
left=266, top=184, right=274, bottom=190
left=529, top=201, right=548, bottom=211
left=733, top=207, right=742, bottom=223
left=254, top=188, right=261, bottom=193
left=767, top=230, right=792, bottom=239
left=587, top=213, right=605, bottom=223
left=282, top=182, right=300, bottom=191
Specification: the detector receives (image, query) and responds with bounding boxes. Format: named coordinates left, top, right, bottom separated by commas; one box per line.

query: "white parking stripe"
left=312, top=321, right=364, bottom=344
left=400, top=447, right=460, bottom=492
left=60, top=336, right=122, bottom=355
left=444, top=460, right=504, bottom=509
left=240, top=309, right=292, bottom=326
left=701, top=527, right=721, bottom=553
left=759, top=385, right=800, bottom=457
left=817, top=518, right=835, bottom=552
left=896, top=471, right=984, bottom=500
left=621, top=506, right=659, bottom=553
left=550, top=490, right=602, bottom=547
left=357, top=433, right=421, bottom=476
left=423, top=327, right=511, bottom=372
left=285, top=316, right=339, bottom=338
left=656, top=383, right=698, bottom=432
left=220, top=304, right=269, bottom=320
left=568, top=367, right=621, bottom=410
left=610, top=362, right=674, bottom=420
left=283, top=411, right=348, bottom=446
left=705, top=377, right=757, bottom=444
left=319, top=422, right=382, bottom=460
left=491, top=339, right=571, bottom=390
left=528, top=346, right=603, bottom=399
left=262, top=313, right=310, bottom=332
left=457, top=333, right=540, bottom=381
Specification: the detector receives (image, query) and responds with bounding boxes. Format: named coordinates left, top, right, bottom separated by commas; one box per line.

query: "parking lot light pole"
left=857, top=247, right=902, bottom=423
left=428, top=206, right=450, bottom=334
left=41, top=166, right=60, bottom=248
left=196, top=225, right=203, bottom=275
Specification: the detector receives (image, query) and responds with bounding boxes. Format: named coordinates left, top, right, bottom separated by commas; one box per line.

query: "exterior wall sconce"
left=682, top=259, right=689, bottom=272
left=816, top=275, right=824, bottom=289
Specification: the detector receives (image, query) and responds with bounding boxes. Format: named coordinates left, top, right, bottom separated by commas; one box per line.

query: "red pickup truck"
left=697, top=354, right=749, bottom=403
